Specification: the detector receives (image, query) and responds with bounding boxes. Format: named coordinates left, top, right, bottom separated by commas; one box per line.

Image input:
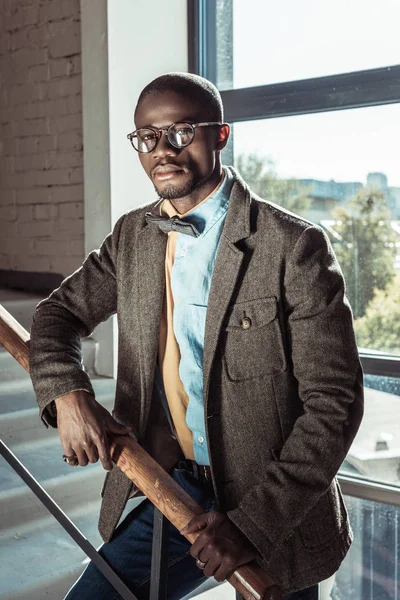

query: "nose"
left=152, top=130, right=179, bottom=160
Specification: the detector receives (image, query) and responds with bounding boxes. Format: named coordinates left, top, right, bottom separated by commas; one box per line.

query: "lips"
left=152, top=164, right=186, bottom=180
left=153, top=164, right=181, bottom=174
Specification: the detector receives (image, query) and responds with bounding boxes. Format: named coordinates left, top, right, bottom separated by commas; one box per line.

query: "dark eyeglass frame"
left=127, top=122, right=223, bottom=153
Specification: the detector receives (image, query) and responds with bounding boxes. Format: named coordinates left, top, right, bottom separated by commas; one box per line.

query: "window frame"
left=188, top=0, right=400, bottom=377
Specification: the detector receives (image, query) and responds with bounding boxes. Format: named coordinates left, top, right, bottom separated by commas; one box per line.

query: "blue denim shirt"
left=167, top=168, right=235, bottom=465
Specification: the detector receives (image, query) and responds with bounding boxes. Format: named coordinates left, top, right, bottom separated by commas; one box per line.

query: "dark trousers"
left=65, top=463, right=319, bottom=599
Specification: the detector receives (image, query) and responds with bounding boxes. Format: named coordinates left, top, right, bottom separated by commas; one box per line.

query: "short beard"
left=154, top=168, right=209, bottom=201
left=154, top=177, right=196, bottom=200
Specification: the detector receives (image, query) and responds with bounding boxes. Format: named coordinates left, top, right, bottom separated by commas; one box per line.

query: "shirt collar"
left=160, top=167, right=235, bottom=238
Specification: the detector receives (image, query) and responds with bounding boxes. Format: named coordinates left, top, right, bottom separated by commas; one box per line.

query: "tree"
left=236, top=153, right=312, bottom=215
left=354, top=274, right=400, bottom=354
left=331, top=187, right=397, bottom=319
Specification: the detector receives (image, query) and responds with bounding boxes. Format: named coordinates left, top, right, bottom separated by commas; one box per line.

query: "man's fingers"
left=180, top=514, right=209, bottom=535
left=97, top=435, right=113, bottom=471
left=203, top=556, right=221, bottom=579
left=61, top=442, right=79, bottom=466
left=213, top=563, right=235, bottom=583
left=86, top=444, right=99, bottom=464
left=182, top=514, right=210, bottom=558
left=74, top=447, right=89, bottom=467
left=61, top=441, right=75, bottom=459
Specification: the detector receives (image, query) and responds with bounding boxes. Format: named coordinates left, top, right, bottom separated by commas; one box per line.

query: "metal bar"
left=188, top=0, right=206, bottom=77
left=149, top=507, right=169, bottom=600
left=0, top=439, right=138, bottom=600
left=187, top=0, right=200, bottom=75
left=214, top=0, right=233, bottom=91
left=359, top=353, right=400, bottom=378
left=338, top=473, right=400, bottom=507
left=222, top=64, right=400, bottom=123
left=204, top=0, right=217, bottom=84
left=187, top=0, right=217, bottom=82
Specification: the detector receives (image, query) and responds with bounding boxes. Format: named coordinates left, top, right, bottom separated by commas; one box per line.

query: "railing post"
left=0, top=439, right=139, bottom=600
left=150, top=507, right=170, bottom=599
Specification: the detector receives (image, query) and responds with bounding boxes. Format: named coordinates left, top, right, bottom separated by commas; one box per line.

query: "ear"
left=215, top=124, right=230, bottom=151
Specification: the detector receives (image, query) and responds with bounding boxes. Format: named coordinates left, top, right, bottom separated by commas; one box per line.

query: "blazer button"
left=241, top=316, right=252, bottom=330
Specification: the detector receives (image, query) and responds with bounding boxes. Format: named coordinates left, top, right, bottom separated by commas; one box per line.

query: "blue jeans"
left=65, top=463, right=319, bottom=600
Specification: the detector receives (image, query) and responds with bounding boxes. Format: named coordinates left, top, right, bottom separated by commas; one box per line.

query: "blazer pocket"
left=224, top=296, right=286, bottom=381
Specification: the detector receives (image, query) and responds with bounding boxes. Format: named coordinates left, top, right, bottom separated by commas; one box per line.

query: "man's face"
left=134, top=91, right=225, bottom=201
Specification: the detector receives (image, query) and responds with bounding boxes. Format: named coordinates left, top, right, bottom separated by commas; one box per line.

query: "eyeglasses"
left=127, top=122, right=223, bottom=153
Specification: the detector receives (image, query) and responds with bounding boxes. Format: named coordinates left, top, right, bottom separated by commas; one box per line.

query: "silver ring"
left=62, top=454, right=78, bottom=465
left=196, top=558, right=207, bottom=569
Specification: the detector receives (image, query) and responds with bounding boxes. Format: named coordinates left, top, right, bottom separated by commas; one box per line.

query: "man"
left=30, top=73, right=363, bottom=599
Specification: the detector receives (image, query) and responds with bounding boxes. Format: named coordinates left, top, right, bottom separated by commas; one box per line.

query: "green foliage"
left=236, top=153, right=312, bottom=215
left=236, top=153, right=400, bottom=349
left=354, top=275, right=400, bottom=354
left=331, top=187, right=397, bottom=318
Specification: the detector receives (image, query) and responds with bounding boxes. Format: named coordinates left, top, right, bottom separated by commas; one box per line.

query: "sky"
left=221, top=0, right=400, bottom=186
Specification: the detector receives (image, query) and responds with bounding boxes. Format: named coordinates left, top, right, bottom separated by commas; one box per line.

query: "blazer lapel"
left=136, top=220, right=167, bottom=435
left=203, top=175, right=251, bottom=406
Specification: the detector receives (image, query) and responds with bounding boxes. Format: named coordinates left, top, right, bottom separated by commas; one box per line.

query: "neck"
left=169, top=167, right=223, bottom=214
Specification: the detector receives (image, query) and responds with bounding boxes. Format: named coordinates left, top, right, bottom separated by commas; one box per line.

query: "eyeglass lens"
left=133, top=123, right=195, bottom=153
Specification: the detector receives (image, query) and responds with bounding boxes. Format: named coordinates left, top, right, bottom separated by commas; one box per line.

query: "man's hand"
left=180, top=510, right=258, bottom=582
left=56, top=391, right=131, bottom=471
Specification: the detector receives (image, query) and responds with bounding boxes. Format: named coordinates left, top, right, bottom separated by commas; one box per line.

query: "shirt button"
left=241, top=316, right=252, bottom=330
left=180, top=249, right=185, bottom=257
left=198, top=436, right=204, bottom=444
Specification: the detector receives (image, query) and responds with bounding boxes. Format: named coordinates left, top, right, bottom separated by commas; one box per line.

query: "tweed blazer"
left=30, top=168, right=363, bottom=594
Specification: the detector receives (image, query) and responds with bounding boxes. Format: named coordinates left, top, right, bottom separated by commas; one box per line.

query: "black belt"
left=178, top=459, right=212, bottom=485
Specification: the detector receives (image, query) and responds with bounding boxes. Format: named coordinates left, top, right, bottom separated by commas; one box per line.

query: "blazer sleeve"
left=30, top=214, right=125, bottom=428
left=227, top=225, right=364, bottom=560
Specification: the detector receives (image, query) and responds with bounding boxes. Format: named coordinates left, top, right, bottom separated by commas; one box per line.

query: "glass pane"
left=216, top=0, right=400, bottom=90
left=334, top=495, right=400, bottom=600
left=185, top=495, right=400, bottom=600
left=343, top=375, right=400, bottom=487
left=231, top=103, right=400, bottom=356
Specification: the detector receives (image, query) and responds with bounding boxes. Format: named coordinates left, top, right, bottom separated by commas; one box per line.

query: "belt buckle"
left=201, top=465, right=210, bottom=483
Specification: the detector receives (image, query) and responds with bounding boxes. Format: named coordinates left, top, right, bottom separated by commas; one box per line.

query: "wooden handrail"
left=0, top=305, right=30, bottom=371
left=0, top=303, right=281, bottom=600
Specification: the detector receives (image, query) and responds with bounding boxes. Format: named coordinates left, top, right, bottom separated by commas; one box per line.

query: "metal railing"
left=0, top=303, right=281, bottom=600
left=338, top=474, right=400, bottom=508
left=0, top=439, right=138, bottom=600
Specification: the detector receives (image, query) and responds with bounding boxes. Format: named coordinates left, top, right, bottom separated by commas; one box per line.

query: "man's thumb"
left=180, top=514, right=208, bottom=535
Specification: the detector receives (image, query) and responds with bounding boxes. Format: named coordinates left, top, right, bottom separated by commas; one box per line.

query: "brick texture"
left=0, top=0, right=84, bottom=278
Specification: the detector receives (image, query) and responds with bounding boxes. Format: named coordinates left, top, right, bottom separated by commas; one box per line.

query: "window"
left=189, top=0, right=400, bottom=371
left=336, top=495, right=400, bottom=599
left=343, top=375, right=400, bottom=488
left=231, top=105, right=400, bottom=357
left=189, top=0, right=400, bottom=485
left=190, top=4, right=400, bottom=593
left=214, top=0, right=400, bottom=90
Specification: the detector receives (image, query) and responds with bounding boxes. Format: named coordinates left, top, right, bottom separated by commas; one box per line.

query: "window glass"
left=230, top=104, right=400, bottom=356
left=343, top=375, right=400, bottom=487
left=216, top=0, right=400, bottom=90
left=335, top=496, right=400, bottom=599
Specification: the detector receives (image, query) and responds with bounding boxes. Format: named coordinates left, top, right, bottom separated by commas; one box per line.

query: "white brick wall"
left=0, top=0, right=85, bottom=278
